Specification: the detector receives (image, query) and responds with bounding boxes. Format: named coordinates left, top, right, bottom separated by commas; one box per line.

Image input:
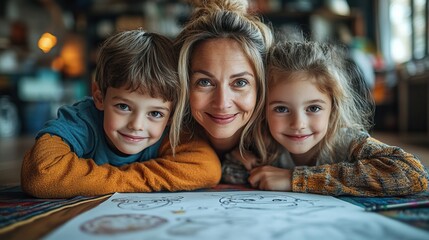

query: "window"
left=388, top=0, right=428, bottom=63
left=413, top=0, right=426, bottom=59
left=390, top=0, right=412, bottom=63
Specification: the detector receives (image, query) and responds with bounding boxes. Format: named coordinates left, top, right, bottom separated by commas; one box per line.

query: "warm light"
left=59, top=35, right=85, bottom=77
left=51, top=56, right=64, bottom=71
left=38, top=32, right=57, bottom=53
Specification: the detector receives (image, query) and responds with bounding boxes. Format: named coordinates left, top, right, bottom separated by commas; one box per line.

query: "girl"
left=247, top=40, right=428, bottom=196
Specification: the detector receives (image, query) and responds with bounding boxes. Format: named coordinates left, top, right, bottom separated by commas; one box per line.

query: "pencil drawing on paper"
left=78, top=192, right=344, bottom=237
left=46, top=191, right=429, bottom=240
left=218, top=193, right=316, bottom=209
left=80, top=214, right=167, bottom=235
left=111, top=196, right=183, bottom=210
left=167, top=215, right=251, bottom=236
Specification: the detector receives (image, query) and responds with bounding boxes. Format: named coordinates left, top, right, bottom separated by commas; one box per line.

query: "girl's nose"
left=290, top=112, right=306, bottom=130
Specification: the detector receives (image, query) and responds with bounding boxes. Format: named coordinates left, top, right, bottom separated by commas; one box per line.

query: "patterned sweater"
left=21, top=133, right=222, bottom=198
left=222, top=130, right=428, bottom=196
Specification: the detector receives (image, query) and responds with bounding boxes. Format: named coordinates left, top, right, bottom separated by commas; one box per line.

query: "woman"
left=174, top=0, right=273, bottom=183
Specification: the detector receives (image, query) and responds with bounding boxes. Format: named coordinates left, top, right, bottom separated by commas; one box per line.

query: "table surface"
left=1, top=185, right=429, bottom=240
left=1, top=197, right=106, bottom=240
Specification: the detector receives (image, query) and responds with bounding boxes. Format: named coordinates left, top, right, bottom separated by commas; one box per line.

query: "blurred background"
left=0, top=0, right=428, bottom=185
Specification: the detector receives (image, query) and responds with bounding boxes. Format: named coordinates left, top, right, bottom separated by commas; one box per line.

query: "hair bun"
left=188, top=0, right=248, bottom=13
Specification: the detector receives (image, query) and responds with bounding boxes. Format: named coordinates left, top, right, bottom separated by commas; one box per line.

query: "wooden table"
left=1, top=196, right=107, bottom=240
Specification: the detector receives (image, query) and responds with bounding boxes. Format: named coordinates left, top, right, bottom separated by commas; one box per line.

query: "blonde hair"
left=266, top=40, right=374, bottom=161
left=174, top=0, right=273, bottom=159
left=95, top=29, right=181, bottom=154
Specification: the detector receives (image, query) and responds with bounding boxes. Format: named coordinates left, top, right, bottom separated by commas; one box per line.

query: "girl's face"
left=266, top=72, right=332, bottom=161
left=94, top=86, right=172, bottom=155
left=189, top=38, right=257, bottom=147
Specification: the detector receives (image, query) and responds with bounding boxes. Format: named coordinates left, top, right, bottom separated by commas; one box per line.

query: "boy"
left=21, top=29, right=221, bottom=198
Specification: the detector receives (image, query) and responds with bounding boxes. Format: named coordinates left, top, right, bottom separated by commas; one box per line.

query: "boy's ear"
left=92, top=82, right=104, bottom=110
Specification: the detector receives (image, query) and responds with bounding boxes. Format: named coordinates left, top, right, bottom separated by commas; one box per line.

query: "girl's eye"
left=234, top=79, right=248, bottom=87
left=116, top=104, right=130, bottom=111
left=307, top=105, right=321, bottom=113
left=197, top=79, right=213, bottom=87
left=149, top=111, right=164, bottom=118
left=273, top=106, right=288, bottom=113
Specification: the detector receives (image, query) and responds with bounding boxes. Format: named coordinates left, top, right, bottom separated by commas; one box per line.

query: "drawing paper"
left=44, top=191, right=429, bottom=240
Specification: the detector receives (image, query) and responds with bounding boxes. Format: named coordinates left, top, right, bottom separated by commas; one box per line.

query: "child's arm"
left=291, top=137, right=428, bottom=196
left=21, top=133, right=221, bottom=198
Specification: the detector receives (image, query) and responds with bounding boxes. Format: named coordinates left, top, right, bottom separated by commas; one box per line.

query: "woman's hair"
left=266, top=40, right=374, bottom=161
left=95, top=29, right=182, bottom=153
left=174, top=0, right=273, bottom=159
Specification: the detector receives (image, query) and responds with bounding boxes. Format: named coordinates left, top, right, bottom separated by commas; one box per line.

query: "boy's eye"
left=234, top=79, right=248, bottom=87
left=273, top=106, right=288, bottom=113
left=307, top=105, right=321, bottom=113
left=116, top=104, right=130, bottom=111
left=149, top=111, right=164, bottom=118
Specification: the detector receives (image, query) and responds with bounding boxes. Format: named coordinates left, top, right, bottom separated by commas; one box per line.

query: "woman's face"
left=189, top=38, right=257, bottom=145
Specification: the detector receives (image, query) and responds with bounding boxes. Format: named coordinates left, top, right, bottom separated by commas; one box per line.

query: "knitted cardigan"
left=222, top=131, right=428, bottom=196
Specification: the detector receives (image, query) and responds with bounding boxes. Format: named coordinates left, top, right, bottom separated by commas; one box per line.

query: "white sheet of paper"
left=44, top=191, right=429, bottom=240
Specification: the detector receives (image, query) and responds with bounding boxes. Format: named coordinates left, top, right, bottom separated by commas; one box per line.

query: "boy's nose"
left=128, top=115, right=146, bottom=131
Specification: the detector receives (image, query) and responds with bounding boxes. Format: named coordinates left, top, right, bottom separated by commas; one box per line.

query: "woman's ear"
left=92, top=82, right=104, bottom=110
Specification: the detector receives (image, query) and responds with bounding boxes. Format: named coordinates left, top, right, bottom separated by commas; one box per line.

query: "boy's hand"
left=248, top=166, right=293, bottom=191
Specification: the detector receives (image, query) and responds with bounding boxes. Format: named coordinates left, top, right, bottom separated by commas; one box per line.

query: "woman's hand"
left=248, top=166, right=293, bottom=191
left=230, top=148, right=258, bottom=171
left=221, top=148, right=259, bottom=185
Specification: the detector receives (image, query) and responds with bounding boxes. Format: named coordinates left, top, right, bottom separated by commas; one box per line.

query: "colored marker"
left=365, top=199, right=429, bottom=212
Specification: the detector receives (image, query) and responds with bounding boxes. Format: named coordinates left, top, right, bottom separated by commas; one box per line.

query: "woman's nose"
left=212, top=85, right=233, bottom=110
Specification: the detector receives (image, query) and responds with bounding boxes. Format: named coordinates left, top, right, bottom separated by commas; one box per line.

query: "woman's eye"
left=197, top=79, right=212, bottom=87
left=273, top=106, right=288, bottom=113
left=307, top=105, right=321, bottom=113
left=149, top=111, right=164, bottom=118
left=116, top=104, right=130, bottom=111
left=234, top=79, right=248, bottom=87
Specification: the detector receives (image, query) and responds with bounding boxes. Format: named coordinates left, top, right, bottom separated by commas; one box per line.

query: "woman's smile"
left=206, top=113, right=239, bottom=124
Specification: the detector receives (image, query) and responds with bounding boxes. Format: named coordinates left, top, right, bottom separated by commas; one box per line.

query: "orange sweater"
left=21, top=134, right=221, bottom=198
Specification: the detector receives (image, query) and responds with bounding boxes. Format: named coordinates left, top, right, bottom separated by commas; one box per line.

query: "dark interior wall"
left=347, top=0, right=376, bottom=43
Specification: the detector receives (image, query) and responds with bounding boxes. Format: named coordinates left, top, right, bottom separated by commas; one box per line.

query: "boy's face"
left=94, top=86, right=172, bottom=155
left=266, top=73, right=331, bottom=162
